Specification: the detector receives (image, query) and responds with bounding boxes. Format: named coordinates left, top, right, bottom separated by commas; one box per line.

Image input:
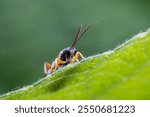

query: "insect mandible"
left=44, top=23, right=95, bottom=76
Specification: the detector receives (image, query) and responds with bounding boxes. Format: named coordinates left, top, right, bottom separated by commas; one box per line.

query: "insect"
left=44, top=23, right=95, bottom=76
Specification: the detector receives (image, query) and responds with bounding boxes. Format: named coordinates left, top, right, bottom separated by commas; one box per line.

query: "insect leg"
left=44, top=62, right=53, bottom=76
left=56, top=58, right=66, bottom=64
left=76, top=52, right=85, bottom=59
left=53, top=58, right=66, bottom=71
left=71, top=52, right=85, bottom=63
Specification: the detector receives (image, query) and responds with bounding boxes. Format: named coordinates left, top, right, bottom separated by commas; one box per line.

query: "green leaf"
left=1, top=30, right=150, bottom=100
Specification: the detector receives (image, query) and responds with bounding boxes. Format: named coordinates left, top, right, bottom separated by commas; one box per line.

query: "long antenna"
left=70, top=24, right=82, bottom=49
left=70, top=22, right=96, bottom=50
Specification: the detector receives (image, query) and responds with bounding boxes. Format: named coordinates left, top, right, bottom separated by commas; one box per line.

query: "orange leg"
left=44, top=62, right=53, bottom=76
left=44, top=59, right=66, bottom=76
left=52, top=58, right=66, bottom=71
left=71, top=52, right=85, bottom=63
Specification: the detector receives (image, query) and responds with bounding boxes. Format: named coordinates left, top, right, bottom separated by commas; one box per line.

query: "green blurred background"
left=0, top=0, right=150, bottom=94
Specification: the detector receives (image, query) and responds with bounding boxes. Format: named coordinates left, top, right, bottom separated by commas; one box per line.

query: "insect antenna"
left=70, top=24, right=82, bottom=50
left=70, top=22, right=96, bottom=50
